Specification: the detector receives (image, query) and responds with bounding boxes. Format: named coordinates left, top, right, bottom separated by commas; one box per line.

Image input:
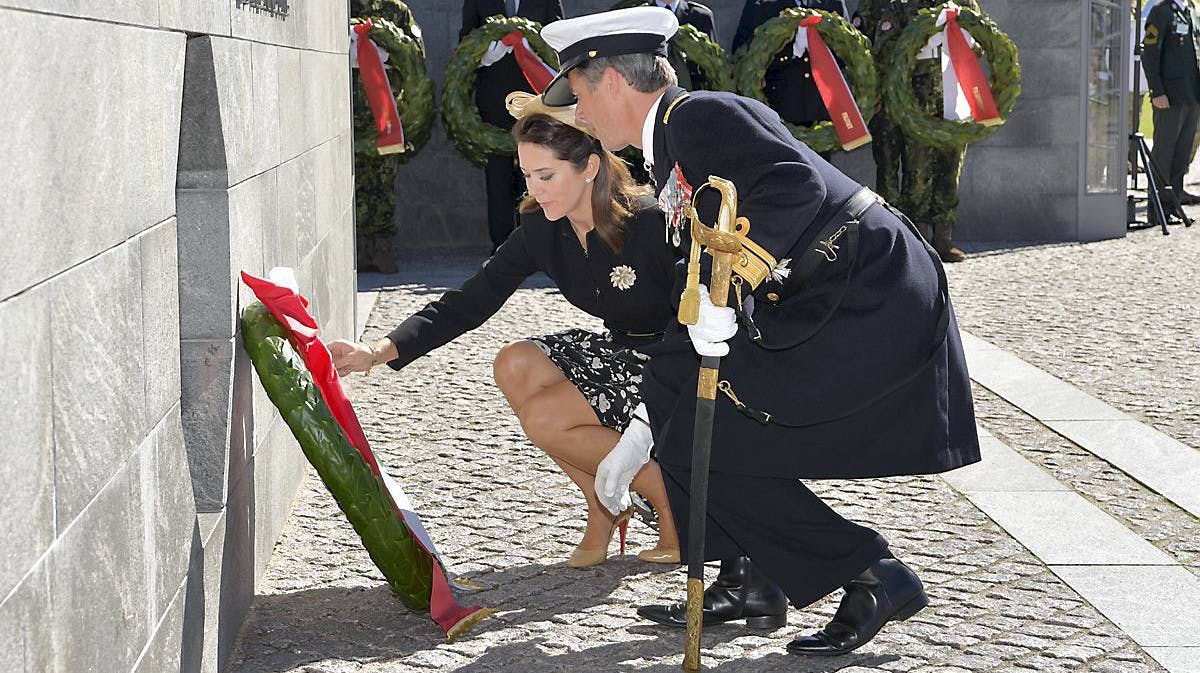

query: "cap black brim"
left=542, top=53, right=588, bottom=107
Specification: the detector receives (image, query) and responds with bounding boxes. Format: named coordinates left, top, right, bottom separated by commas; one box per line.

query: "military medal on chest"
left=657, top=162, right=693, bottom=247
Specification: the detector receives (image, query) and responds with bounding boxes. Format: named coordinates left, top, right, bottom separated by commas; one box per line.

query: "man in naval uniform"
left=461, top=0, right=564, bottom=251
left=1143, top=0, right=1200, bottom=211
left=539, top=7, right=980, bottom=657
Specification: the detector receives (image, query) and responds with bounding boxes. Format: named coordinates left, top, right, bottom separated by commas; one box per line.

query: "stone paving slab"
left=1144, top=648, right=1200, bottom=673
left=963, top=491, right=1175, bottom=566
left=961, top=332, right=1128, bottom=422
left=1049, top=566, right=1200, bottom=647
left=971, top=385, right=1200, bottom=581
left=948, top=223, right=1200, bottom=455
left=941, top=428, right=1065, bottom=493
left=356, top=290, right=378, bottom=339
left=228, top=257, right=1172, bottom=673
left=963, top=329, right=1200, bottom=521
left=1042, top=419, right=1200, bottom=520
left=941, top=388, right=1198, bottom=673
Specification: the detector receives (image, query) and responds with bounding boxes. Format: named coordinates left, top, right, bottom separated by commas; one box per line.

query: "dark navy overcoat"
left=640, top=87, right=980, bottom=479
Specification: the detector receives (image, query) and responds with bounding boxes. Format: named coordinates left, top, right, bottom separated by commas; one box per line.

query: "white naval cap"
left=540, top=6, right=679, bottom=107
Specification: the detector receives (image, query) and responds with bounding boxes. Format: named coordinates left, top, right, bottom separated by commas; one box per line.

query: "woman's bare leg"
left=495, top=342, right=678, bottom=554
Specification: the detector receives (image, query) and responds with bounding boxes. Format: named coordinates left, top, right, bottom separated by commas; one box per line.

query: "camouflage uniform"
left=856, top=0, right=978, bottom=262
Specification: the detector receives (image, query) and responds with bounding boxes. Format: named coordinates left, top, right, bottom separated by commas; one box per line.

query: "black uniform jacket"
left=386, top=203, right=679, bottom=369
left=640, top=87, right=980, bottom=479
left=1143, top=0, right=1200, bottom=104
left=732, top=0, right=849, bottom=125
left=461, top=0, right=564, bottom=127
left=645, top=0, right=717, bottom=90
left=647, top=0, right=716, bottom=38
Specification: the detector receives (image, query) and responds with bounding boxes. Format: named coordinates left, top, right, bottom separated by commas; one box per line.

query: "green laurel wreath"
left=352, top=0, right=425, bottom=56
left=733, top=7, right=878, bottom=153
left=240, top=303, right=435, bottom=611
left=674, top=23, right=734, bottom=91
left=442, top=16, right=560, bottom=166
left=351, top=16, right=434, bottom=159
left=606, top=1, right=733, bottom=91
left=883, top=4, right=1021, bottom=149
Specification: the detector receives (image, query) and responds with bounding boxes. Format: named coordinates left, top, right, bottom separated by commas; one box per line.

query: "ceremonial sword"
left=677, top=176, right=746, bottom=673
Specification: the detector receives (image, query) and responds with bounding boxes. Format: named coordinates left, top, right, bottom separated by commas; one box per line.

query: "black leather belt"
left=787, top=186, right=878, bottom=292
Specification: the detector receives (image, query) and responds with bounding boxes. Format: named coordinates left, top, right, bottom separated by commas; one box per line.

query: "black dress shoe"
left=787, top=558, right=928, bottom=656
left=637, top=556, right=788, bottom=630
left=1179, top=191, right=1200, bottom=206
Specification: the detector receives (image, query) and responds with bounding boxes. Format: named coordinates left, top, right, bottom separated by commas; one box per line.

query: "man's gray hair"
left=574, top=53, right=677, bottom=92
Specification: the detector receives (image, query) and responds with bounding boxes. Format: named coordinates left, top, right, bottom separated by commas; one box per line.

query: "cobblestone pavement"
left=228, top=211, right=1198, bottom=671
left=948, top=215, right=1200, bottom=582
left=949, top=222, right=1200, bottom=453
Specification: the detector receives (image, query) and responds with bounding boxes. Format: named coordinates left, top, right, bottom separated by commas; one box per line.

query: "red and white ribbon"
left=501, top=31, right=557, bottom=94
left=920, top=3, right=1002, bottom=125
left=351, top=21, right=406, bottom=154
left=792, top=15, right=872, bottom=150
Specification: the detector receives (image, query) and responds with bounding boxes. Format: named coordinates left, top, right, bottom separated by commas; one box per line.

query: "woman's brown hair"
left=513, top=113, right=652, bottom=254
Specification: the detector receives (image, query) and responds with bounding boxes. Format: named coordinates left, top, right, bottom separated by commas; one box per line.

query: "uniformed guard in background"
left=640, top=0, right=718, bottom=90
left=461, top=0, right=564, bottom=252
left=855, top=0, right=979, bottom=263
left=1143, top=0, right=1200, bottom=212
left=540, top=6, right=980, bottom=658
left=734, top=0, right=850, bottom=159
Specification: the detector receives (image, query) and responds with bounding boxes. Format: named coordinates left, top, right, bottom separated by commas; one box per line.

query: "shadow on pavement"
left=234, top=560, right=687, bottom=672
left=442, top=635, right=901, bottom=673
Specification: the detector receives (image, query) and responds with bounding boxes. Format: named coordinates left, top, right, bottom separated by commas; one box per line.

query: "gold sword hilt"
left=678, top=176, right=747, bottom=325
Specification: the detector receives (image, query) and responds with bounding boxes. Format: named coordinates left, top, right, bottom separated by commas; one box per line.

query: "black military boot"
left=932, top=222, right=966, bottom=263
left=637, top=556, right=788, bottom=629
left=786, top=558, right=928, bottom=656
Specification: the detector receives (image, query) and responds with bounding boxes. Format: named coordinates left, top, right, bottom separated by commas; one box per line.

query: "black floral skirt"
left=528, top=328, right=648, bottom=431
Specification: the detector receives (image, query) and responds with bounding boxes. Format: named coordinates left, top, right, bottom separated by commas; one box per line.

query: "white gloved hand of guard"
left=595, top=403, right=654, bottom=516
left=687, top=284, right=738, bottom=357
left=480, top=40, right=510, bottom=67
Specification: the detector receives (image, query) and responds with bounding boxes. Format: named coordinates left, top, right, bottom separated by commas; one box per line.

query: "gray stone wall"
left=387, top=0, right=1117, bottom=248
left=0, top=2, right=354, bottom=672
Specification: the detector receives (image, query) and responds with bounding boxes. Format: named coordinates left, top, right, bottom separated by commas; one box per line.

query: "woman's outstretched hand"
left=329, top=339, right=377, bottom=377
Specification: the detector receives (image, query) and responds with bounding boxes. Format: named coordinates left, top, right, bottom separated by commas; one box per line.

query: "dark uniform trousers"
left=461, top=0, right=564, bottom=250
left=660, top=466, right=890, bottom=609
left=1143, top=0, right=1200, bottom=199
left=1153, top=104, right=1200, bottom=196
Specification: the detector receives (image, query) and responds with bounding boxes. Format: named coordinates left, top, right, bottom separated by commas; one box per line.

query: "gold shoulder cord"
left=663, top=92, right=690, bottom=124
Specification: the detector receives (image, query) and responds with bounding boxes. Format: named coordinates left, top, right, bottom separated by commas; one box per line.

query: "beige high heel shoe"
left=567, top=509, right=633, bottom=568
left=637, top=545, right=681, bottom=564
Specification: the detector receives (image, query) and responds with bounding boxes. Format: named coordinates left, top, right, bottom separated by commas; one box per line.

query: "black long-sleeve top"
left=386, top=203, right=678, bottom=370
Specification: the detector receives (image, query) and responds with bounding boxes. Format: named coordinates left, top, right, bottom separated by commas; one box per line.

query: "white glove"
left=687, top=284, right=738, bottom=357
left=480, top=40, right=510, bottom=67
left=595, top=403, right=654, bottom=516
